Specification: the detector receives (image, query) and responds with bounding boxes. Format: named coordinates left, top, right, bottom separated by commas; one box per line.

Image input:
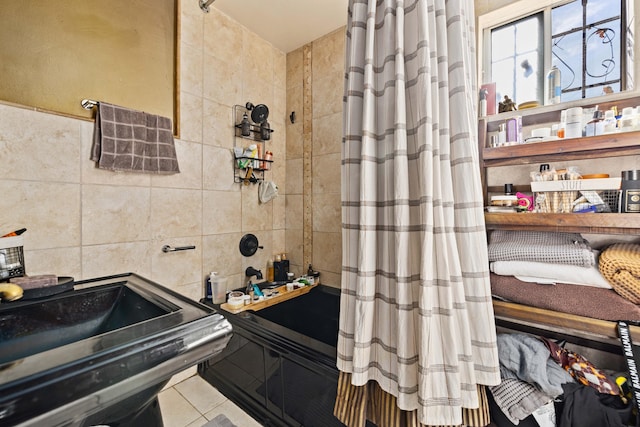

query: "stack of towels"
left=488, top=230, right=612, bottom=289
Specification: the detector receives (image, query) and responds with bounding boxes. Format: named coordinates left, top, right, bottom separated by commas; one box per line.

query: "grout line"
left=302, top=43, right=313, bottom=269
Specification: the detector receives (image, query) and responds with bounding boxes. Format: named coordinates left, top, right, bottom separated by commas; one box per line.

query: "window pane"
left=552, top=30, right=583, bottom=91
left=515, top=54, right=541, bottom=103
left=515, top=14, right=542, bottom=54
left=552, top=1, right=582, bottom=34
left=585, top=21, right=621, bottom=85
left=492, top=26, right=514, bottom=61
left=587, top=0, right=620, bottom=25
left=491, top=13, right=543, bottom=105
left=492, top=57, right=515, bottom=103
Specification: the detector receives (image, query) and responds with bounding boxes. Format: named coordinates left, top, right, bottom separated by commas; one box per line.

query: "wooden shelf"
left=220, top=284, right=317, bottom=314
left=484, top=212, right=640, bottom=234
left=493, top=300, right=640, bottom=343
left=483, top=131, right=640, bottom=167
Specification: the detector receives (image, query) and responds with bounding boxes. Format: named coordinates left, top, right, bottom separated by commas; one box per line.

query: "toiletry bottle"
left=603, top=109, right=617, bottom=133
left=585, top=110, right=604, bottom=137
left=240, top=113, right=251, bottom=137
left=264, top=151, right=273, bottom=170
left=256, top=144, right=263, bottom=170
left=206, top=272, right=216, bottom=300
left=479, top=89, right=487, bottom=117
left=546, top=66, right=561, bottom=105
left=267, top=259, right=274, bottom=282
left=557, top=109, right=566, bottom=138
left=497, top=123, right=506, bottom=145
left=620, top=107, right=637, bottom=132
left=260, top=120, right=271, bottom=140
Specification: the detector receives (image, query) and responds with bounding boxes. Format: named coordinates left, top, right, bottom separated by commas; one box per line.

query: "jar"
left=564, top=107, right=583, bottom=139
left=621, top=170, right=640, bottom=213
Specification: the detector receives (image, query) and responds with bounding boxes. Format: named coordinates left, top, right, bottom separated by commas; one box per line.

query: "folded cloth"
left=599, top=243, right=640, bottom=304
left=90, top=102, right=180, bottom=174
left=490, top=273, right=640, bottom=321
left=490, top=260, right=612, bottom=288
left=488, top=230, right=595, bottom=267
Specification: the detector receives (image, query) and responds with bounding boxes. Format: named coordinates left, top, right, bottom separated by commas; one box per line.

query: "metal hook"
left=199, top=0, right=215, bottom=13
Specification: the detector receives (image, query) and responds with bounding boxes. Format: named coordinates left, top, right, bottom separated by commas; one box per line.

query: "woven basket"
left=599, top=243, right=640, bottom=304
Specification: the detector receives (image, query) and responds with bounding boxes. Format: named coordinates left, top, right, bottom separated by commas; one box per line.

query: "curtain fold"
left=337, top=0, right=500, bottom=425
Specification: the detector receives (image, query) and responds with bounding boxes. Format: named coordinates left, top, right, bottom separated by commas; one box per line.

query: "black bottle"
left=240, top=113, right=251, bottom=137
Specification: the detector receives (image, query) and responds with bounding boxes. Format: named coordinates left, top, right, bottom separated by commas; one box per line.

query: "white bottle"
left=619, top=107, right=637, bottom=132
left=479, top=89, right=487, bottom=117
left=603, top=110, right=617, bottom=133
left=546, top=66, right=561, bottom=105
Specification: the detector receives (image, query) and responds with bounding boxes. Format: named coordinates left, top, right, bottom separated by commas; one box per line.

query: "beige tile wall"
left=285, top=28, right=345, bottom=287
left=0, top=3, right=287, bottom=297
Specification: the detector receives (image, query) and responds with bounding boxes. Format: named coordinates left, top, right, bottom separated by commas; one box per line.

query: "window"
left=491, top=14, right=544, bottom=106
left=551, top=0, right=624, bottom=101
left=479, top=0, right=633, bottom=107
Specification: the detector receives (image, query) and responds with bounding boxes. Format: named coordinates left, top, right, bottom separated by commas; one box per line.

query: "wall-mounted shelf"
left=233, top=104, right=274, bottom=184
left=479, top=93, right=640, bottom=347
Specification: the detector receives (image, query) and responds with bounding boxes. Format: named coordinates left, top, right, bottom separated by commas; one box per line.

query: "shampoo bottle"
left=267, top=259, right=274, bottom=282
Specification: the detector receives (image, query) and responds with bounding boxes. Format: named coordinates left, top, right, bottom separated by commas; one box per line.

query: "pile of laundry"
left=488, top=333, right=631, bottom=427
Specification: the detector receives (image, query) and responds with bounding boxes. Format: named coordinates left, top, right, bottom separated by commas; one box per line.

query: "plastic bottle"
left=546, top=66, right=561, bottom=105
left=619, top=107, right=637, bottom=132
left=603, top=109, right=617, bottom=133
left=240, top=113, right=251, bottom=137
left=206, top=272, right=216, bottom=300
left=557, top=110, right=566, bottom=138
left=267, top=259, right=274, bottom=282
left=479, top=89, right=487, bottom=117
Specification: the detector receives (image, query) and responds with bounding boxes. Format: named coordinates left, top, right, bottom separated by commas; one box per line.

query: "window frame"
left=477, top=0, right=636, bottom=103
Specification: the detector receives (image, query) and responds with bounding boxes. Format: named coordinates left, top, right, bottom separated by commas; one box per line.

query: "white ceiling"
left=212, top=0, right=349, bottom=53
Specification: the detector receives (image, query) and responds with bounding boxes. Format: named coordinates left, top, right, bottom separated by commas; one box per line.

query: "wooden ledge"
left=493, top=299, right=640, bottom=343
left=220, top=283, right=317, bottom=314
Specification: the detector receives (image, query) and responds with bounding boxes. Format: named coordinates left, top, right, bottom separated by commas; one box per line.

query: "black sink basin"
left=0, top=273, right=232, bottom=426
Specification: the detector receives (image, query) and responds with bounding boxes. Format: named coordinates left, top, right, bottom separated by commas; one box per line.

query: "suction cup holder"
left=245, top=102, right=269, bottom=124
left=239, top=233, right=263, bottom=257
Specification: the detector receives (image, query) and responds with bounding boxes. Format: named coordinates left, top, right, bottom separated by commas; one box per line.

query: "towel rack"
left=81, top=99, right=98, bottom=110
left=162, top=245, right=196, bottom=253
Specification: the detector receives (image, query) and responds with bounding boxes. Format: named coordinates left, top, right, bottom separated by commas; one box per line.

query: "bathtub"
left=198, top=284, right=344, bottom=427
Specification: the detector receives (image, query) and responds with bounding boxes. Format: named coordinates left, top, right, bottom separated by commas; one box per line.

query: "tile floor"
left=158, top=373, right=262, bottom=427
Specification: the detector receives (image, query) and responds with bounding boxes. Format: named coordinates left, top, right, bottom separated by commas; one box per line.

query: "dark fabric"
left=558, top=383, right=631, bottom=427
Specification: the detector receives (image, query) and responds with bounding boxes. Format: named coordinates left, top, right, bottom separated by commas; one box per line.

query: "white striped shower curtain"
left=337, top=0, right=501, bottom=426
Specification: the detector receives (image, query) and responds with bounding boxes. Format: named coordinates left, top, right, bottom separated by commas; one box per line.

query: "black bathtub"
left=198, top=285, right=344, bottom=427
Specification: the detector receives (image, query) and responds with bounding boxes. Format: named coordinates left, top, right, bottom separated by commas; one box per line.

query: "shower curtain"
left=336, top=0, right=500, bottom=426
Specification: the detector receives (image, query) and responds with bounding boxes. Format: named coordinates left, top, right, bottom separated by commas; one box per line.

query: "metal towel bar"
left=162, top=245, right=196, bottom=253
